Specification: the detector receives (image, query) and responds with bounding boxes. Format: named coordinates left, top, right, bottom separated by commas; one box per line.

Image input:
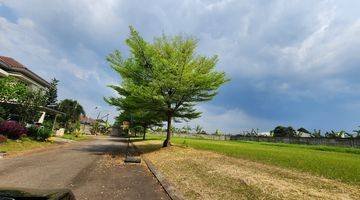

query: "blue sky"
left=1, top=0, right=360, bottom=133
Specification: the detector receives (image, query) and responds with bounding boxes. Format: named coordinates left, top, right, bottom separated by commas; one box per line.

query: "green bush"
left=27, top=125, right=52, bottom=141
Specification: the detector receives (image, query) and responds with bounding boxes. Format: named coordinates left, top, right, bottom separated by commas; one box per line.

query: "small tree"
left=272, top=126, right=296, bottom=137
left=57, top=99, right=85, bottom=133
left=194, top=125, right=203, bottom=134
left=214, top=129, right=222, bottom=136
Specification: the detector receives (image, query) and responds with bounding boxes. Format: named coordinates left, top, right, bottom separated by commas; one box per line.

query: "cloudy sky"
left=1, top=0, right=360, bottom=133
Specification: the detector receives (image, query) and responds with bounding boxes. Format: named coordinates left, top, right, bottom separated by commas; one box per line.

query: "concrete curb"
left=0, top=151, right=7, bottom=159
left=130, top=141, right=185, bottom=200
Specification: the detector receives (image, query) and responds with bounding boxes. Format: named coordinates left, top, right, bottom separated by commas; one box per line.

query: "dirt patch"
left=135, top=140, right=360, bottom=200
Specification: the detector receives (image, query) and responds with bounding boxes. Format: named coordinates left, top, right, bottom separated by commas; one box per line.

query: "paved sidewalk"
left=0, top=136, right=169, bottom=200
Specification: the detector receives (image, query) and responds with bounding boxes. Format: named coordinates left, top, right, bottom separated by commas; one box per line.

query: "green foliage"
left=194, top=125, right=203, bottom=134
left=312, top=129, right=322, bottom=138
left=325, top=130, right=347, bottom=139
left=45, top=78, right=59, bottom=106
left=27, top=125, right=52, bottom=141
left=0, top=77, right=28, bottom=104
left=90, top=120, right=100, bottom=134
left=106, top=26, right=228, bottom=146
left=0, top=77, right=47, bottom=123
left=214, top=129, right=222, bottom=136
left=272, top=126, right=296, bottom=137
left=57, top=99, right=85, bottom=133
left=35, top=127, right=52, bottom=141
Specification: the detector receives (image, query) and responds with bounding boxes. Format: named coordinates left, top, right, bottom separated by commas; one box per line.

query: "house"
left=79, top=115, right=95, bottom=134
left=0, top=56, right=50, bottom=90
left=0, top=56, right=62, bottom=124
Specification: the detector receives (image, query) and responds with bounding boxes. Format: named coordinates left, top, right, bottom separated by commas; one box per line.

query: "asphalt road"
left=0, top=136, right=169, bottom=200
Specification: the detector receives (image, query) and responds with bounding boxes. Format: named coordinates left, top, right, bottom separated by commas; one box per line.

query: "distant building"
left=0, top=56, right=50, bottom=90
left=296, top=131, right=312, bottom=138
left=79, top=115, right=95, bottom=134
left=258, top=132, right=272, bottom=136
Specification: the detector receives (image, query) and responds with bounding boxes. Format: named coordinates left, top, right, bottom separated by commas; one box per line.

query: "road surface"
left=0, top=136, right=169, bottom=200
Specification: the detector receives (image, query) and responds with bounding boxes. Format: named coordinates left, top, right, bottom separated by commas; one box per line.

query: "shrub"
left=73, top=130, right=82, bottom=137
left=0, top=120, right=27, bottom=139
left=27, top=125, right=52, bottom=141
left=27, top=125, right=38, bottom=137
left=0, top=134, right=7, bottom=143
left=35, top=127, right=52, bottom=141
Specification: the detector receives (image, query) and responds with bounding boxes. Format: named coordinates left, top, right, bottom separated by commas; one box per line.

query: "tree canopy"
left=57, top=99, right=85, bottom=132
left=106, top=26, right=228, bottom=146
left=0, top=77, right=47, bottom=123
left=45, top=78, right=59, bottom=106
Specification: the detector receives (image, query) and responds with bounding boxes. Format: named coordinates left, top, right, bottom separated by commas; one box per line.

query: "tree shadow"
left=73, top=136, right=128, bottom=156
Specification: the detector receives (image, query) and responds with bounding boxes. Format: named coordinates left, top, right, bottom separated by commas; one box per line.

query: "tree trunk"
left=142, top=125, right=146, bottom=140
left=163, top=115, right=172, bottom=147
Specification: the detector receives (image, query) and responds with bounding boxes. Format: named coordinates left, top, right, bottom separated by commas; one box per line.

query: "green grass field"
left=146, top=134, right=360, bottom=184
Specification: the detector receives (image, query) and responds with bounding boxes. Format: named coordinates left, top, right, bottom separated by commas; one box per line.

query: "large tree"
left=106, top=90, right=162, bottom=139
left=107, top=27, right=228, bottom=147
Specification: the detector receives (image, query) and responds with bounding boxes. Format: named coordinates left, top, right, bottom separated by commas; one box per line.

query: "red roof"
left=80, top=115, right=96, bottom=124
left=0, top=56, right=25, bottom=68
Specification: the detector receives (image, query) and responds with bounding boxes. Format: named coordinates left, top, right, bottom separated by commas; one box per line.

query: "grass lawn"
left=60, top=134, right=90, bottom=141
left=0, top=138, right=52, bottom=153
left=146, top=134, right=360, bottom=184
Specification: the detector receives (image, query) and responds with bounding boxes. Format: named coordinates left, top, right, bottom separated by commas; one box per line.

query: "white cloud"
left=1, top=0, right=360, bottom=130
left=0, top=15, right=117, bottom=122
left=177, top=104, right=275, bottom=133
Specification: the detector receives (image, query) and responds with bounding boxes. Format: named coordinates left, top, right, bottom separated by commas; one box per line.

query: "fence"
left=229, top=135, right=360, bottom=148
left=157, top=133, right=360, bottom=148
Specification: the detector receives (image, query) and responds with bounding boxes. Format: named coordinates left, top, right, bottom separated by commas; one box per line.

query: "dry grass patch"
left=134, top=140, right=360, bottom=200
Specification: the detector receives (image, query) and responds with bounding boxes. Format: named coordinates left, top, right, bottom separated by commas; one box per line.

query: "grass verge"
left=60, top=134, right=90, bottom=141
left=0, top=137, right=52, bottom=153
left=146, top=134, right=360, bottom=184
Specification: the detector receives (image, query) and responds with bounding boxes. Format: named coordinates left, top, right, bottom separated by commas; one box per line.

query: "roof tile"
left=0, top=56, right=25, bottom=68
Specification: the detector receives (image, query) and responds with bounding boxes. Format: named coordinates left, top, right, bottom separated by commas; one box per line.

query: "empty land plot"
left=133, top=136, right=360, bottom=199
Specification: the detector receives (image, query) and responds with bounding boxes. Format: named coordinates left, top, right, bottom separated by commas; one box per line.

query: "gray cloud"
left=1, top=0, right=360, bottom=132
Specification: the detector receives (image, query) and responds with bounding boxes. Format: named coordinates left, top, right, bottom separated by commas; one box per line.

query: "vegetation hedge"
left=0, top=120, right=27, bottom=139
left=27, top=125, right=52, bottom=141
